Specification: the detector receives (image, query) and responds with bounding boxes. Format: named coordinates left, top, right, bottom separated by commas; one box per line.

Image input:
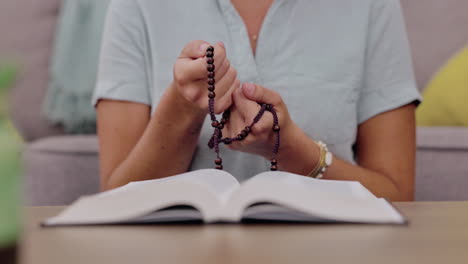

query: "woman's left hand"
left=224, top=83, right=298, bottom=159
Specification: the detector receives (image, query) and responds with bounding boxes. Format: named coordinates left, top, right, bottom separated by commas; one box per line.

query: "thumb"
left=233, top=86, right=260, bottom=122
left=242, top=83, right=281, bottom=105
left=179, top=40, right=210, bottom=59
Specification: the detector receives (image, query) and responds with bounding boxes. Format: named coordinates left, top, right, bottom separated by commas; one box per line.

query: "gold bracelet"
left=307, top=141, right=333, bottom=179
left=307, top=142, right=324, bottom=178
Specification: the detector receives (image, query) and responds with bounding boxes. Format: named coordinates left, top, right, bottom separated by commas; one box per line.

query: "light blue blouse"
left=93, top=0, right=421, bottom=181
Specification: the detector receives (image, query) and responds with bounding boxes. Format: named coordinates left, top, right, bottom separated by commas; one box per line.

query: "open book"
left=43, top=169, right=406, bottom=226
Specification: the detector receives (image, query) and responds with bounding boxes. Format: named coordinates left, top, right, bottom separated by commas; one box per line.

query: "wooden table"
left=20, top=202, right=468, bottom=264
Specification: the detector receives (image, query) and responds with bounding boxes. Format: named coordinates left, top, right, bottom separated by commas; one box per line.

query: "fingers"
left=214, top=54, right=230, bottom=81
left=212, top=42, right=227, bottom=76
left=242, top=83, right=282, bottom=106
left=221, top=83, right=288, bottom=157
left=174, top=58, right=206, bottom=84
left=232, top=87, right=259, bottom=124
left=175, top=41, right=228, bottom=85
left=252, top=115, right=274, bottom=137
left=234, top=84, right=274, bottom=137
left=225, top=106, right=247, bottom=149
left=198, top=41, right=227, bottom=80
left=213, top=63, right=237, bottom=101
left=214, top=78, right=239, bottom=114
left=179, top=40, right=210, bottom=59
left=174, top=40, right=239, bottom=113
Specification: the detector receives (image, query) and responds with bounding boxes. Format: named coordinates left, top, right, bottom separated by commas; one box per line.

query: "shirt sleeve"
left=357, top=0, right=422, bottom=124
left=92, top=0, right=151, bottom=107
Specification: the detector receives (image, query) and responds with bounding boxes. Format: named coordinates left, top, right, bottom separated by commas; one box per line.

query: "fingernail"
left=242, top=83, right=255, bottom=97
left=199, top=43, right=210, bottom=52
left=217, top=41, right=225, bottom=48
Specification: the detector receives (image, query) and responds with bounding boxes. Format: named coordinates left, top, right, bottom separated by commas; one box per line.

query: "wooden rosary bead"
left=220, top=118, right=227, bottom=124
left=270, top=165, right=278, bottom=171
left=216, top=165, right=223, bottom=170
left=244, top=126, right=251, bottom=133
left=207, top=64, right=215, bottom=72
left=240, top=130, right=248, bottom=137
left=208, top=84, right=215, bottom=91
left=211, top=121, right=220, bottom=128
left=208, top=91, right=216, bottom=99
left=207, top=46, right=214, bottom=52
left=206, top=51, right=214, bottom=57
left=215, top=158, right=223, bottom=165
left=223, top=138, right=232, bottom=145
left=208, top=71, right=215, bottom=78
left=271, top=159, right=278, bottom=165
left=237, top=134, right=245, bottom=140
left=207, top=57, right=214, bottom=64
left=207, top=78, right=215, bottom=85
left=273, top=125, right=280, bottom=132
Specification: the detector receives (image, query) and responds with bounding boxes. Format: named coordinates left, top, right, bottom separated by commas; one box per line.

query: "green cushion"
left=43, top=0, right=110, bottom=133
left=417, top=46, right=468, bottom=126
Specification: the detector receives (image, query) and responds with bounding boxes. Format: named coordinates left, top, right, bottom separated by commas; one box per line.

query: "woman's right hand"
left=172, top=40, right=239, bottom=114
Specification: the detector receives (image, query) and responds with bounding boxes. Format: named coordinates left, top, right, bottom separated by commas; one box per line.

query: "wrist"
left=276, top=121, right=303, bottom=157
left=275, top=123, right=321, bottom=175
left=167, top=81, right=207, bottom=121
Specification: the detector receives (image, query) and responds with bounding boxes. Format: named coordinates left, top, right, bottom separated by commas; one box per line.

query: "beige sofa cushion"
left=401, top=0, right=468, bottom=90
left=0, top=0, right=64, bottom=141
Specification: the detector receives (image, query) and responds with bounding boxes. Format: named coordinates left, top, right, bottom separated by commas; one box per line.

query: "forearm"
left=104, top=83, right=206, bottom=190
left=322, top=158, right=405, bottom=200
left=277, top=124, right=411, bottom=201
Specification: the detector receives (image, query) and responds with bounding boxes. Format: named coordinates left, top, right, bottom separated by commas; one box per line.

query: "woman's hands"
left=173, top=40, right=300, bottom=161
left=224, top=83, right=299, bottom=159
left=98, top=41, right=241, bottom=190
left=172, top=40, right=239, bottom=114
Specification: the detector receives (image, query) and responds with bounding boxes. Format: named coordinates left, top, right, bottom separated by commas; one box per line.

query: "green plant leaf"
left=0, top=64, right=17, bottom=91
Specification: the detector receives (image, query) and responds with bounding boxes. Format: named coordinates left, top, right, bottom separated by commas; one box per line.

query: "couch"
left=0, top=0, right=467, bottom=205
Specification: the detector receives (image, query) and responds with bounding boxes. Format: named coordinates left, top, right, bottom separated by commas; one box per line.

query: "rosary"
left=205, top=46, right=281, bottom=171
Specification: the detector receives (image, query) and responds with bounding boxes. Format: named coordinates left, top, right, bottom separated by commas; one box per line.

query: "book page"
left=221, top=171, right=404, bottom=224
left=44, top=169, right=239, bottom=225
left=96, top=169, right=240, bottom=199
left=242, top=171, right=375, bottom=199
